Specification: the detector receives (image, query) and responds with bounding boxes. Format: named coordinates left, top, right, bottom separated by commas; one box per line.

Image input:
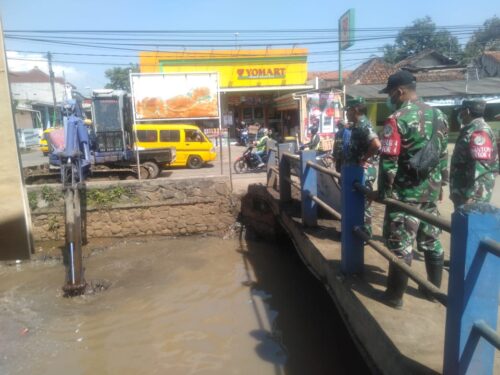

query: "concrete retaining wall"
left=27, top=177, right=238, bottom=242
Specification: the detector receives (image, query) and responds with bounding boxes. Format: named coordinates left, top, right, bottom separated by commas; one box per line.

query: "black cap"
left=459, top=100, right=487, bottom=116
left=379, top=70, right=417, bottom=94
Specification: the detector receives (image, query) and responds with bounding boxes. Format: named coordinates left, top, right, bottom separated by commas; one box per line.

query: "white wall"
left=10, top=82, right=67, bottom=104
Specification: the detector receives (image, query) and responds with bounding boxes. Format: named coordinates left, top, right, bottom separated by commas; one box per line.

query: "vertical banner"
left=306, top=93, right=342, bottom=138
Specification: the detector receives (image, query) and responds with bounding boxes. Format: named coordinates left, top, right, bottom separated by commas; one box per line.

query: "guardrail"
left=267, top=148, right=500, bottom=375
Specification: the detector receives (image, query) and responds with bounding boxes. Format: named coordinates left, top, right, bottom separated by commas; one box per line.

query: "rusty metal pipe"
left=310, top=194, right=342, bottom=220
left=354, top=227, right=448, bottom=306
left=306, top=160, right=341, bottom=179
left=352, top=181, right=451, bottom=232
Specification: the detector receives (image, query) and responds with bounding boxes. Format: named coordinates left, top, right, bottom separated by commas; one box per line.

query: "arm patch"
left=380, top=118, right=401, bottom=156
left=470, top=130, right=493, bottom=160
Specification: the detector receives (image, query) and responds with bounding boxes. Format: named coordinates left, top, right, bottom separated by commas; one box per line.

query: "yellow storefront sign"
left=139, top=49, right=308, bottom=89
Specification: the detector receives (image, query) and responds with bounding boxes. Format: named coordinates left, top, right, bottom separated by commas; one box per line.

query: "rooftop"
left=346, top=77, right=500, bottom=100
left=9, top=67, right=72, bottom=87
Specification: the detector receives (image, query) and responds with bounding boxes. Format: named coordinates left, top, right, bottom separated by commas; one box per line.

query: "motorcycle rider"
left=238, top=121, right=249, bottom=146
left=253, top=128, right=269, bottom=168
left=301, top=123, right=321, bottom=152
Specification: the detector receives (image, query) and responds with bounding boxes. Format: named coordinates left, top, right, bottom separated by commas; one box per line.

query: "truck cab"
left=91, top=89, right=175, bottom=178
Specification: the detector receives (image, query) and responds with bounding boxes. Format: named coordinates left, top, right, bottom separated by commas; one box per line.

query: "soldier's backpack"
left=407, top=109, right=441, bottom=178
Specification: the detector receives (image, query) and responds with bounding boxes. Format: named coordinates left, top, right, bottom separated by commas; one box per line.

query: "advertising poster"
left=306, top=92, right=342, bottom=137
left=130, top=72, right=219, bottom=121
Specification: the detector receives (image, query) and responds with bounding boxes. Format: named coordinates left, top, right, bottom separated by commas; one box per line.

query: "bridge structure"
left=255, top=144, right=500, bottom=374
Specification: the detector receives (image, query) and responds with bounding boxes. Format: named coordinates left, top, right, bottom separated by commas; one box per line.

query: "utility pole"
left=47, top=52, right=58, bottom=126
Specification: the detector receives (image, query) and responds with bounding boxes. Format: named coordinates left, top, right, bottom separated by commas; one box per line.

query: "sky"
left=0, top=0, right=498, bottom=92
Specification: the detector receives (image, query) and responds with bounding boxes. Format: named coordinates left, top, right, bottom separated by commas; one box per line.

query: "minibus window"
left=137, top=130, right=158, bottom=142
left=160, top=130, right=180, bottom=142
left=185, top=129, right=204, bottom=142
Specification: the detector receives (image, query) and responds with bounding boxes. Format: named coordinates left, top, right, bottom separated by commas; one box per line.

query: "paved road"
left=20, top=143, right=266, bottom=194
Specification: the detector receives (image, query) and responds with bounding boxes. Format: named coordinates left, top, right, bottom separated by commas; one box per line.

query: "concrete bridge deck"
left=245, top=184, right=500, bottom=374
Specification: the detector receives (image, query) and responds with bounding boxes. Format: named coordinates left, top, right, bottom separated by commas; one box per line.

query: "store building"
left=139, top=49, right=313, bottom=140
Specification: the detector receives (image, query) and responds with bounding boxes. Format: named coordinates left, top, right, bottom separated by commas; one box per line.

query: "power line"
left=3, top=25, right=482, bottom=34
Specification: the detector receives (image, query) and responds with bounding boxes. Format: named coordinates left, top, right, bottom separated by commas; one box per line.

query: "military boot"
left=419, top=252, right=444, bottom=302
left=382, top=255, right=412, bottom=309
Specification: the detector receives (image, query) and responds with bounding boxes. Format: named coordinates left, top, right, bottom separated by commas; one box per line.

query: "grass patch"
left=86, top=186, right=132, bottom=208
left=40, top=186, right=61, bottom=206
left=28, top=191, right=38, bottom=210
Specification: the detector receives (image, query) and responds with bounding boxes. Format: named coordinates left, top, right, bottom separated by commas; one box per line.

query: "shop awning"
left=274, top=93, right=299, bottom=111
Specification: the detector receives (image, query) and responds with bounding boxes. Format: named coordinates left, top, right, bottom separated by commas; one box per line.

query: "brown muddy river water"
left=0, top=233, right=368, bottom=375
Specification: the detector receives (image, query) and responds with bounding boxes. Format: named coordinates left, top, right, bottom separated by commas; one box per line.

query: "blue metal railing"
left=268, top=148, right=500, bottom=375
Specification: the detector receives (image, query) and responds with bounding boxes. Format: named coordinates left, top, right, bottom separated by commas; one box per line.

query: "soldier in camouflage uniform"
left=333, top=120, right=346, bottom=173
left=377, top=71, right=449, bottom=308
left=450, top=100, right=499, bottom=208
left=344, top=97, right=381, bottom=237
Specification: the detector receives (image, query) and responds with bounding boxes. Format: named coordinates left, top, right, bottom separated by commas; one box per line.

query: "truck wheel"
left=143, top=161, right=160, bottom=179
left=187, top=155, right=203, bottom=169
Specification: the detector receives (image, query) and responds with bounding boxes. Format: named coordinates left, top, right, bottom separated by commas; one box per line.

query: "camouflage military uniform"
left=450, top=117, right=499, bottom=207
left=378, top=99, right=449, bottom=258
left=333, top=123, right=345, bottom=173
left=345, top=115, right=379, bottom=236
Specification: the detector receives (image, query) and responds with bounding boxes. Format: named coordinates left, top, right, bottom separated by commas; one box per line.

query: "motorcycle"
left=233, top=146, right=267, bottom=173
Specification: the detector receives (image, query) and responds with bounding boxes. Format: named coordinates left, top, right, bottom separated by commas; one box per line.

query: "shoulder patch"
left=470, top=130, right=493, bottom=160
left=381, top=118, right=400, bottom=156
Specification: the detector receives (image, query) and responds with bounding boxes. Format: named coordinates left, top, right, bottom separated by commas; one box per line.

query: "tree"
left=104, top=63, right=139, bottom=92
left=463, top=16, right=500, bottom=63
left=382, top=16, right=462, bottom=63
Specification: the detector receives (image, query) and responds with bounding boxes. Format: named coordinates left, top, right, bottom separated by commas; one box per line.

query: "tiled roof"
left=395, top=50, right=458, bottom=70
left=483, top=51, right=500, bottom=63
left=307, top=70, right=352, bottom=80
left=9, top=67, right=67, bottom=85
left=414, top=69, right=466, bottom=82
left=346, top=58, right=396, bottom=85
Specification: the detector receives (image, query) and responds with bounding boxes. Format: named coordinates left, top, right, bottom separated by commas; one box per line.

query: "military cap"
left=458, top=99, right=487, bottom=116
left=379, top=70, right=416, bottom=93
left=346, top=96, right=366, bottom=108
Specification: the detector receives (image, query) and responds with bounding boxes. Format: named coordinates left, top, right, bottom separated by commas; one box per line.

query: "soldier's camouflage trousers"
left=363, top=166, right=377, bottom=237
left=383, top=201, right=443, bottom=258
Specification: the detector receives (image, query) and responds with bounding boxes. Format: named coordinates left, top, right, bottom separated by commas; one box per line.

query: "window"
left=185, top=129, right=204, bottom=142
left=254, top=107, right=263, bottom=119
left=160, top=129, right=180, bottom=142
left=137, top=130, right=157, bottom=142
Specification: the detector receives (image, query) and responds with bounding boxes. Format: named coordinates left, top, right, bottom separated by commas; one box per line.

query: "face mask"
left=386, top=96, right=396, bottom=112
left=457, top=113, right=463, bottom=126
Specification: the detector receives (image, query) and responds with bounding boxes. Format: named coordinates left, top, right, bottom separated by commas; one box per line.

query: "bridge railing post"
left=278, top=144, right=292, bottom=204
left=443, top=204, right=500, bottom=375
left=300, top=150, right=317, bottom=227
left=340, top=165, right=365, bottom=275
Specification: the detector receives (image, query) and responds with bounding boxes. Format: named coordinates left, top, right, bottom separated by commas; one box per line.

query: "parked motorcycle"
left=233, top=146, right=267, bottom=173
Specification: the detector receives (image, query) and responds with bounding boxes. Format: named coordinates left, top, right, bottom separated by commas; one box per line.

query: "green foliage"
left=383, top=16, right=462, bottom=63
left=463, top=17, right=500, bottom=63
left=40, top=186, right=61, bottom=206
left=28, top=191, right=38, bottom=211
left=47, top=215, right=60, bottom=232
left=86, top=186, right=131, bottom=207
left=104, top=63, right=139, bottom=92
